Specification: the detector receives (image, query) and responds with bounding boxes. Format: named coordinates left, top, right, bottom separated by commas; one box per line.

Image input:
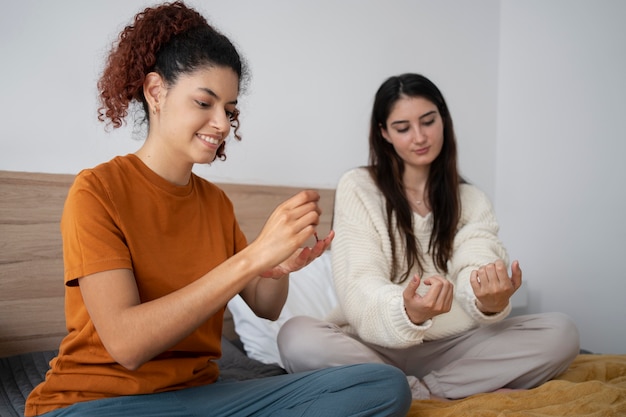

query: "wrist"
left=475, top=300, right=504, bottom=315
left=404, top=305, right=428, bottom=326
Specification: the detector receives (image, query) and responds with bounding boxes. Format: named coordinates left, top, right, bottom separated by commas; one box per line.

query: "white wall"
left=1, top=1, right=624, bottom=354
left=495, top=0, right=626, bottom=354
left=0, top=0, right=500, bottom=192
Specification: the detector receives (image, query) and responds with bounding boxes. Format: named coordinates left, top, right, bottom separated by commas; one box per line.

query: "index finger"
left=294, top=190, right=321, bottom=205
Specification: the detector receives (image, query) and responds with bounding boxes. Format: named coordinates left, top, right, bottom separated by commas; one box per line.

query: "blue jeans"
left=41, top=363, right=411, bottom=417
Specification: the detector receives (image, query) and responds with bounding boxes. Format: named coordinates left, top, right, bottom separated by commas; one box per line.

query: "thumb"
left=511, top=260, right=523, bottom=290
left=407, top=274, right=421, bottom=294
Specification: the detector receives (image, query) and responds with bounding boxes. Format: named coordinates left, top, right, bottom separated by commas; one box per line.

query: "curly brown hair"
left=97, top=1, right=247, bottom=160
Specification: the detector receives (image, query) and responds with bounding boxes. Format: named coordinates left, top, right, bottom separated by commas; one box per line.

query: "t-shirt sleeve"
left=61, top=170, right=133, bottom=286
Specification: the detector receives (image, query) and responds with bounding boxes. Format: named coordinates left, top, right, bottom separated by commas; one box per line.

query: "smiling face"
left=160, top=66, right=239, bottom=163
left=380, top=95, right=444, bottom=173
left=140, top=65, right=240, bottom=184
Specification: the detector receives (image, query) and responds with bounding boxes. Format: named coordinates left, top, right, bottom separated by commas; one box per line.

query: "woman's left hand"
left=259, top=230, right=334, bottom=279
left=470, top=259, right=522, bottom=314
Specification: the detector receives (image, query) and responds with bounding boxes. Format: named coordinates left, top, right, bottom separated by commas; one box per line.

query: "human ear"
left=144, top=72, right=164, bottom=114
left=379, top=123, right=391, bottom=143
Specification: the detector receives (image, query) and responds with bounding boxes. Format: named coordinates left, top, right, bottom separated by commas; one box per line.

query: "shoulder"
left=64, top=157, right=145, bottom=222
left=337, top=167, right=377, bottom=193
left=336, top=167, right=383, bottom=206
left=77, top=154, right=136, bottom=180
left=70, top=156, right=127, bottom=193
left=459, top=183, right=491, bottom=204
left=335, top=167, right=386, bottom=223
left=459, top=183, right=497, bottom=222
left=69, top=155, right=159, bottom=207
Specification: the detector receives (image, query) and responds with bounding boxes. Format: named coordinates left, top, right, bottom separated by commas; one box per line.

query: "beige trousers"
left=277, top=312, right=579, bottom=399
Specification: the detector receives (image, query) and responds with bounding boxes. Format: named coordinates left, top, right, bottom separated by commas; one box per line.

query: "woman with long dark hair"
left=278, top=73, right=580, bottom=400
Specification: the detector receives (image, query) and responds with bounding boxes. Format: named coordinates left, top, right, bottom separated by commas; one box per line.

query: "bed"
left=1, top=170, right=625, bottom=417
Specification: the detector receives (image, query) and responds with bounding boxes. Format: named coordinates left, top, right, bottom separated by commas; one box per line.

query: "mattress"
left=0, top=338, right=285, bottom=417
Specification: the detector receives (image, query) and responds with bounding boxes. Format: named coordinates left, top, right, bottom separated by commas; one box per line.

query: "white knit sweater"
left=326, top=168, right=511, bottom=348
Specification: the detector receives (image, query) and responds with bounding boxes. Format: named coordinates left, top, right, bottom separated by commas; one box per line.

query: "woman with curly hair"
left=24, top=3, right=411, bottom=416
left=278, top=73, right=580, bottom=401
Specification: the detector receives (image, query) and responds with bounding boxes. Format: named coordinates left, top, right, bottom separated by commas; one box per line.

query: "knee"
left=347, top=363, right=412, bottom=413
left=378, top=364, right=412, bottom=402
left=367, top=364, right=412, bottom=413
left=277, top=316, right=327, bottom=372
left=540, top=312, right=580, bottom=363
left=277, top=316, right=315, bottom=356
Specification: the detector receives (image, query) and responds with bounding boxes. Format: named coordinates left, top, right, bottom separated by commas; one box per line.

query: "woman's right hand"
left=250, top=189, right=323, bottom=271
left=403, top=274, right=454, bottom=325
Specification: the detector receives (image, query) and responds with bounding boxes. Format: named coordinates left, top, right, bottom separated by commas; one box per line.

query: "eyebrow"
left=197, top=87, right=238, bottom=105
left=389, top=110, right=437, bottom=126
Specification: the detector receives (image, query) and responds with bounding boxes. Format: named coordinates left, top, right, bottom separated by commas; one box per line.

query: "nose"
left=412, top=125, right=427, bottom=144
left=210, top=108, right=231, bottom=136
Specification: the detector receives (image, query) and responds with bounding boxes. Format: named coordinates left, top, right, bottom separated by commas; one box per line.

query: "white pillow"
left=227, top=251, right=337, bottom=367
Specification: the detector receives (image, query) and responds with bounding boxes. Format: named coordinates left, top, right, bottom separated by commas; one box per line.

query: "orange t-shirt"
left=25, top=155, right=248, bottom=416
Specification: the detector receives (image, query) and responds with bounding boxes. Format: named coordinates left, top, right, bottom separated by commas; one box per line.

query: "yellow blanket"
left=407, top=354, right=626, bottom=417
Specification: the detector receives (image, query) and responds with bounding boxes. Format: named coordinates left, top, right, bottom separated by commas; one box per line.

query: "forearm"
left=240, top=273, right=289, bottom=321
left=332, top=233, right=431, bottom=347
left=81, top=246, right=267, bottom=370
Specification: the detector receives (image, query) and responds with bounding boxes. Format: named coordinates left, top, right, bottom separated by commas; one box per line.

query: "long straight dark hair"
left=368, top=73, right=463, bottom=283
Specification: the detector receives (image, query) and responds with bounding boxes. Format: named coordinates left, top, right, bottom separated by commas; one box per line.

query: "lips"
left=415, top=146, right=430, bottom=155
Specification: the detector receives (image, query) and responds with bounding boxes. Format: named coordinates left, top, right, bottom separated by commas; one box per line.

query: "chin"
left=194, top=153, right=217, bottom=165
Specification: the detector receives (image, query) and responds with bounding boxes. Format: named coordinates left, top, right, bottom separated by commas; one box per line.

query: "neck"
left=402, top=176, right=428, bottom=198
left=403, top=166, right=430, bottom=208
left=135, top=141, right=193, bottom=186
left=402, top=164, right=429, bottom=188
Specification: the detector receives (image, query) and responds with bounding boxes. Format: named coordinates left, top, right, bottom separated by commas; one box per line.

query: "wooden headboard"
left=0, top=170, right=335, bottom=357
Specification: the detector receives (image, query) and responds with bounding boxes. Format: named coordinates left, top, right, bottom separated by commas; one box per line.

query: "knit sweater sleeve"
left=330, top=169, right=431, bottom=348
left=450, top=184, right=511, bottom=323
